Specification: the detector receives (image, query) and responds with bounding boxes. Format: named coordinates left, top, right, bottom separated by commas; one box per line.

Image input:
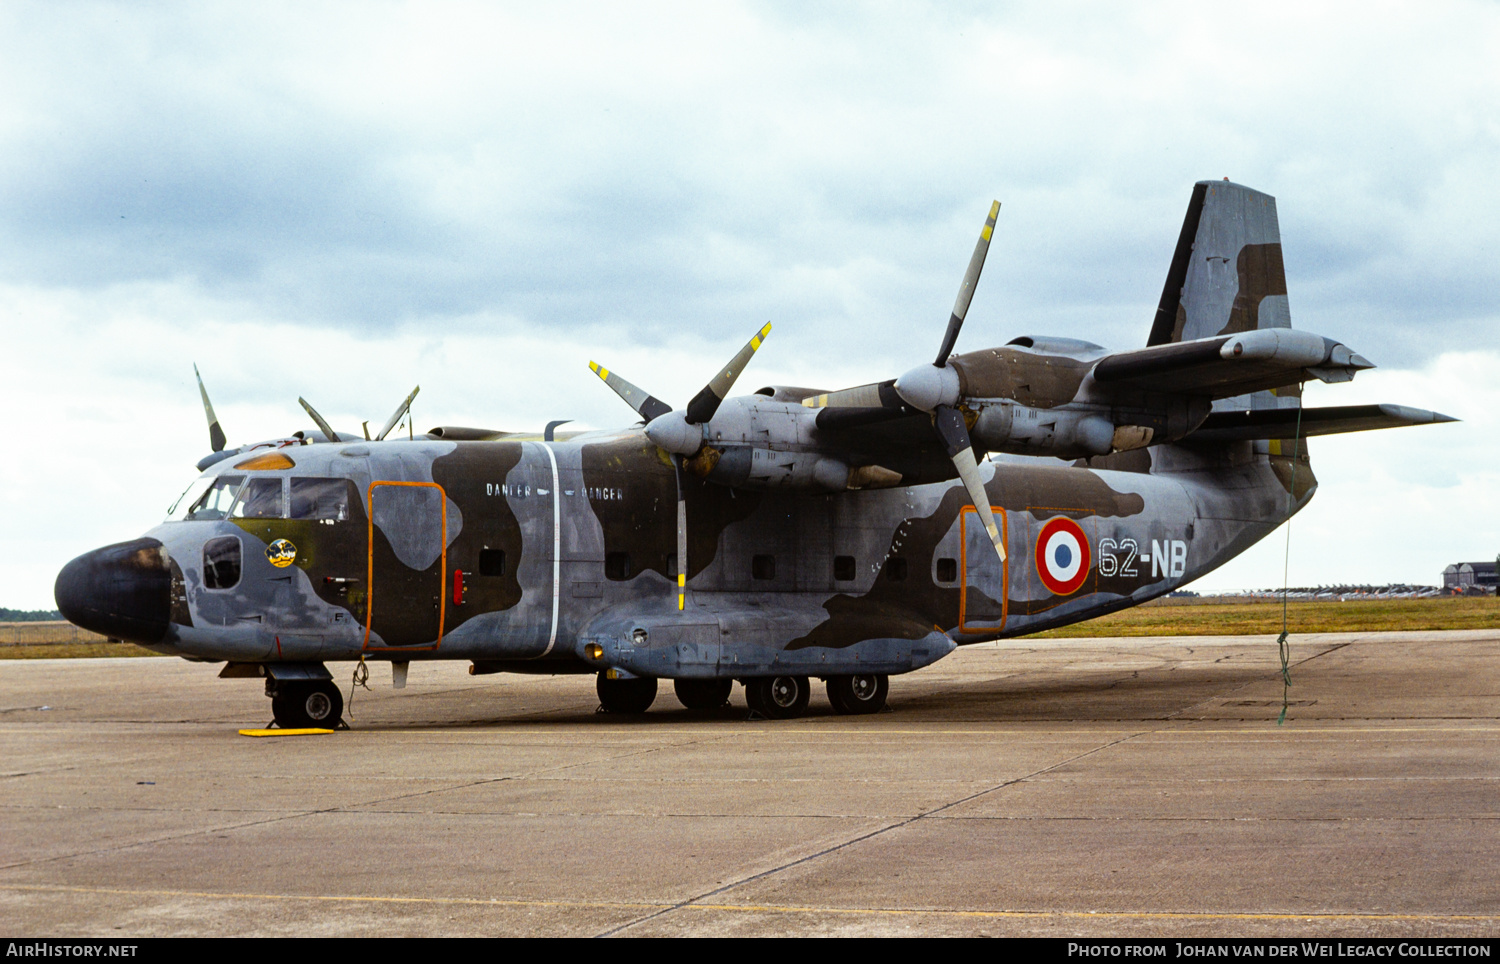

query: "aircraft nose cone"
left=54, top=538, right=172, bottom=645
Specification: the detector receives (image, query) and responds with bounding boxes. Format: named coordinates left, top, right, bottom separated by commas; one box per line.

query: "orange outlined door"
left=958, top=505, right=1008, bottom=633
left=364, top=481, right=447, bottom=650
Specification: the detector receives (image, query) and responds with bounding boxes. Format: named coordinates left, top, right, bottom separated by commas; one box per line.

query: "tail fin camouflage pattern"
left=1152, top=180, right=1305, bottom=488
left=1151, top=179, right=1291, bottom=350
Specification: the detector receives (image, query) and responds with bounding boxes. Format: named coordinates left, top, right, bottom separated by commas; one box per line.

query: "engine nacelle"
left=972, top=402, right=1117, bottom=459
left=687, top=445, right=852, bottom=492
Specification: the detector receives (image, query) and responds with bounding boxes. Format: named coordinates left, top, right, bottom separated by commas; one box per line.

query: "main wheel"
left=826, top=674, right=888, bottom=715
left=673, top=678, right=733, bottom=710
left=596, top=673, right=658, bottom=714
left=744, top=675, right=810, bottom=719
left=271, top=680, right=344, bottom=729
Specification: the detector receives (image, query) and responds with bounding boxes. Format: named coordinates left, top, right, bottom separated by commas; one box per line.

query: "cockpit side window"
left=289, top=478, right=358, bottom=522
left=232, top=478, right=285, bottom=519
left=203, top=536, right=242, bottom=590
left=185, top=476, right=245, bottom=521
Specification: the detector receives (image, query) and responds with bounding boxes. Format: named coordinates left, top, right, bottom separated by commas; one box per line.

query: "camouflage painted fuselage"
left=138, top=428, right=1311, bottom=678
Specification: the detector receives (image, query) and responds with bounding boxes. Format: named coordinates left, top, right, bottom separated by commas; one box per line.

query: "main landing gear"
left=673, top=678, right=733, bottom=710
left=825, top=674, right=889, bottom=716
left=596, top=673, right=658, bottom=714
left=593, top=671, right=890, bottom=719
left=269, top=679, right=344, bottom=729
left=742, top=674, right=890, bottom=719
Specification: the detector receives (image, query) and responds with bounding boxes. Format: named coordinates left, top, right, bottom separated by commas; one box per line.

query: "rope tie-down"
left=1276, top=393, right=1306, bottom=726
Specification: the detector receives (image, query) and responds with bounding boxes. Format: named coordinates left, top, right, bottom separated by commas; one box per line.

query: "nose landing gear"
left=269, top=679, right=345, bottom=729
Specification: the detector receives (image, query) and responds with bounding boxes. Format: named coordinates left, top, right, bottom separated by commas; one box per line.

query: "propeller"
left=298, top=397, right=343, bottom=443
left=909, top=201, right=1006, bottom=563
left=299, top=386, right=419, bottom=444
left=374, top=386, right=420, bottom=441
left=589, top=322, right=773, bottom=611
left=803, top=202, right=1006, bottom=562
left=194, top=364, right=226, bottom=454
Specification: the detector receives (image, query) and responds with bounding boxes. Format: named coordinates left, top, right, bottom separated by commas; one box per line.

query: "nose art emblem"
left=266, top=539, right=298, bottom=568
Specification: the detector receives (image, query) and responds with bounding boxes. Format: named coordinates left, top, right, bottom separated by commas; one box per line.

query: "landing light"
left=585, top=643, right=604, bottom=660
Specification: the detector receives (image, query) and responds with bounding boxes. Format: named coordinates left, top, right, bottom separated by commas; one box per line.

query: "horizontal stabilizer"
left=1187, top=404, right=1457, bottom=442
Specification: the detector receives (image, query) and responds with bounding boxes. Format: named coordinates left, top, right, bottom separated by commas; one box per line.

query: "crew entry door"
left=959, top=505, right=1008, bottom=633
left=366, top=481, right=448, bottom=649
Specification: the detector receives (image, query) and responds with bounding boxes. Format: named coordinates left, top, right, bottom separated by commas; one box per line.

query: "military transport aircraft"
left=55, top=180, right=1455, bottom=729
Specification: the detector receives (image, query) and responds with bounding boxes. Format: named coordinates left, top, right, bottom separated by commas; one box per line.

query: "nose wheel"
left=270, top=680, right=345, bottom=729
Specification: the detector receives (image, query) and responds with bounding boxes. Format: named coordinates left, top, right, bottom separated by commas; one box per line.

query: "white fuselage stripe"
left=539, top=442, right=561, bottom=657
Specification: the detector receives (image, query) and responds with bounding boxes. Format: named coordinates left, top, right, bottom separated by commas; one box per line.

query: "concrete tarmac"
left=1, top=631, right=1497, bottom=938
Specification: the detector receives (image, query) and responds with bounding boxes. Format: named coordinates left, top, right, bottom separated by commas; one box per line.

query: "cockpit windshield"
left=232, top=478, right=286, bottom=519
left=174, top=475, right=245, bottom=521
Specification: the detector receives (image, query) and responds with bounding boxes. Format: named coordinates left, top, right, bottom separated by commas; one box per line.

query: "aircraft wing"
left=1091, top=328, right=1373, bottom=399
left=1186, top=403, right=1457, bottom=442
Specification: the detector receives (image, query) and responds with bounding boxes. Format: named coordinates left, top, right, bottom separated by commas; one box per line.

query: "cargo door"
left=959, top=505, right=1008, bottom=633
left=365, top=481, right=448, bottom=650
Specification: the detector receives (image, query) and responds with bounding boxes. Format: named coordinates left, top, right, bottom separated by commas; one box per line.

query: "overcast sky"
left=2, top=2, right=1497, bottom=608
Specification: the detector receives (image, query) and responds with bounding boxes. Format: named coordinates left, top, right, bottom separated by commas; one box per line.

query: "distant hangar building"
left=1442, top=561, right=1498, bottom=592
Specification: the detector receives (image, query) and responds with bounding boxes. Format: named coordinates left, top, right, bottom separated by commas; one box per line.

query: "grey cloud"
left=1, top=3, right=1498, bottom=371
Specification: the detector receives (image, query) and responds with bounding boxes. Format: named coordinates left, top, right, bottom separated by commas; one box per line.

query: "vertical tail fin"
left=1151, top=181, right=1309, bottom=498
left=1149, top=180, right=1290, bottom=348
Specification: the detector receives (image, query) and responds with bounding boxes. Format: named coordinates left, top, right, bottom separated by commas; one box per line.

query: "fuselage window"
left=752, top=554, right=776, bottom=580
left=833, top=556, right=855, bottom=581
left=936, top=557, right=958, bottom=583
left=232, top=478, right=285, bottom=519
left=604, top=552, right=632, bottom=580
left=184, top=476, right=244, bottom=521
left=885, top=557, right=908, bottom=582
left=479, top=549, right=506, bottom=577
left=289, top=478, right=356, bottom=522
left=203, top=536, right=242, bottom=590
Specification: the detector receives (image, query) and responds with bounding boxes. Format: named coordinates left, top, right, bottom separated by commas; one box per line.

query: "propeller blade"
left=934, top=200, right=1000, bottom=368
left=588, top=362, right=673, bottom=422
left=934, top=405, right=1006, bottom=563
left=375, top=386, right=420, bottom=441
left=684, top=322, right=772, bottom=424
left=298, top=397, right=342, bottom=444
left=674, top=456, right=688, bottom=612
left=193, top=364, right=226, bottom=453
left=800, top=380, right=907, bottom=411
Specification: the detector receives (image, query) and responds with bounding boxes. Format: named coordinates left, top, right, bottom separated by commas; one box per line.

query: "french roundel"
left=1035, top=517, right=1091, bottom=596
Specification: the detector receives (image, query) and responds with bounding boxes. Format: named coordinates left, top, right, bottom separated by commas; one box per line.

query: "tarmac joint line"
left=4, top=884, right=1496, bottom=926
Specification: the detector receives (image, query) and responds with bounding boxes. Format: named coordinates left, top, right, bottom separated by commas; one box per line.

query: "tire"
left=673, top=678, right=733, bottom=710
left=744, top=675, right=810, bottom=720
left=826, top=674, right=888, bottom=715
left=271, top=680, right=344, bottom=729
left=596, top=674, right=658, bottom=714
